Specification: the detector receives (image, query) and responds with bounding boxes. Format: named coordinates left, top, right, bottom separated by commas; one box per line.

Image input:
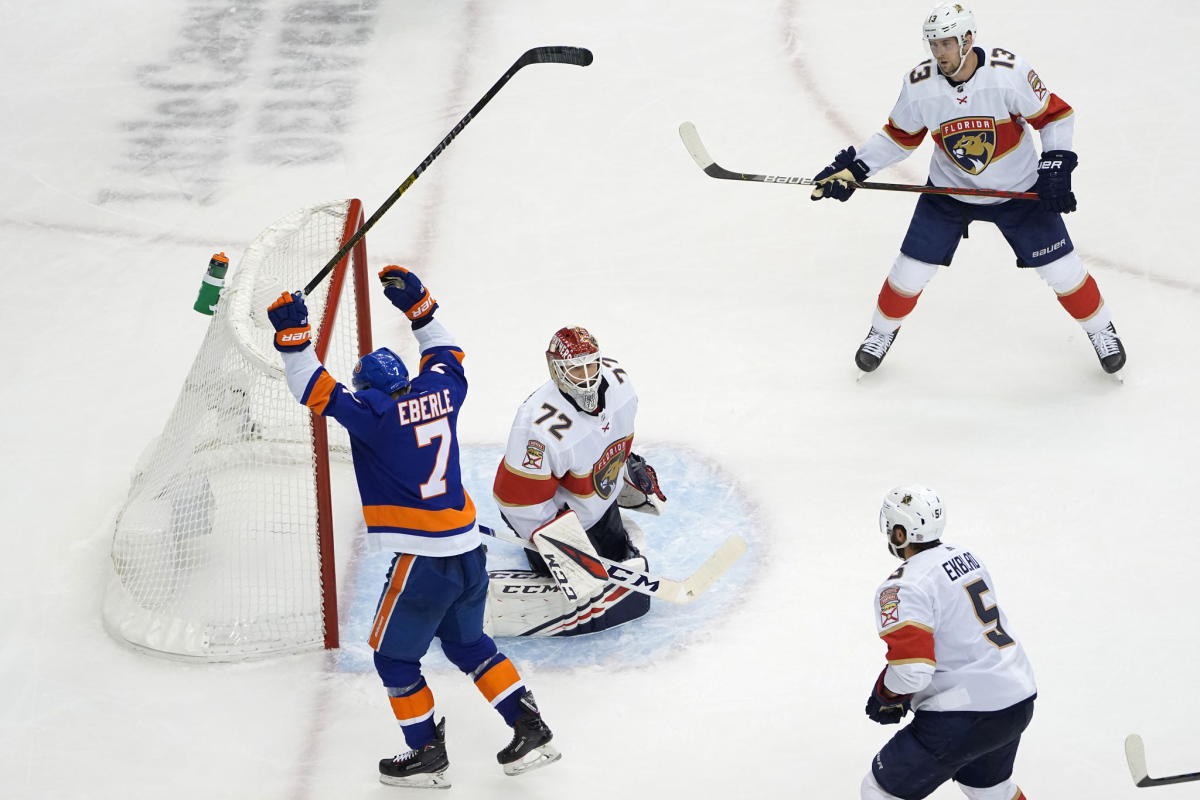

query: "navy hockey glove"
left=379, top=266, right=438, bottom=329
left=267, top=291, right=312, bottom=352
left=626, top=453, right=666, bottom=502
left=865, top=668, right=913, bottom=725
left=1035, top=150, right=1078, bottom=214
left=811, top=147, right=869, bottom=202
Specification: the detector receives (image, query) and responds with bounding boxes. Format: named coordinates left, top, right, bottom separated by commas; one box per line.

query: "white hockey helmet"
left=879, top=484, right=946, bottom=559
left=923, top=3, right=976, bottom=76
left=546, top=326, right=603, bottom=413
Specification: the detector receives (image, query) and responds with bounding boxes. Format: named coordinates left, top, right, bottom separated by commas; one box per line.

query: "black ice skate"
left=379, top=717, right=450, bottom=789
left=497, top=692, right=561, bottom=777
left=856, top=326, right=900, bottom=373
left=1088, top=322, right=1126, bottom=374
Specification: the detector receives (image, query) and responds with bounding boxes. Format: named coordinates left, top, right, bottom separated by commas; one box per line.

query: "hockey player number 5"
left=964, top=578, right=1016, bottom=649
left=414, top=417, right=451, bottom=499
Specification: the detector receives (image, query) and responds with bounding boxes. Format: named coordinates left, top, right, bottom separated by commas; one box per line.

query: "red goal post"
left=104, top=199, right=371, bottom=660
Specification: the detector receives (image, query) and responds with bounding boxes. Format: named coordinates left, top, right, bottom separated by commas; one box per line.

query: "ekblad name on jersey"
left=493, top=361, right=638, bottom=538
left=875, top=543, right=1036, bottom=713
left=856, top=45, right=1074, bottom=205
left=282, top=319, right=479, bottom=557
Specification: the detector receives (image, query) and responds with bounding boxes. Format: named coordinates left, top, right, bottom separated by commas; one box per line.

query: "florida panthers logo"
left=939, top=117, right=997, bottom=175
left=592, top=436, right=631, bottom=500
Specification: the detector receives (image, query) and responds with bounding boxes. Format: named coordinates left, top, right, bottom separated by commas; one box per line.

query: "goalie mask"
left=546, top=326, right=602, bottom=413
left=879, top=484, right=945, bottom=559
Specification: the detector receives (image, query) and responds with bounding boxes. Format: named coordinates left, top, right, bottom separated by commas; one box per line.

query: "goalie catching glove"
left=267, top=291, right=312, bottom=352
left=811, top=147, right=870, bottom=202
left=617, top=453, right=667, bottom=515
left=379, top=266, right=438, bottom=328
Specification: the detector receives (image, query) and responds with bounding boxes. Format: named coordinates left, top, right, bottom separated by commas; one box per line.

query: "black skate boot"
left=379, top=717, right=450, bottom=789
left=497, top=692, right=561, bottom=777
left=1088, top=322, right=1126, bottom=374
left=855, top=326, right=900, bottom=373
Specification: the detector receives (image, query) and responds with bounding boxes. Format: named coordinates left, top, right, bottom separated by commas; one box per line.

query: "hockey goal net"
left=103, top=199, right=371, bottom=660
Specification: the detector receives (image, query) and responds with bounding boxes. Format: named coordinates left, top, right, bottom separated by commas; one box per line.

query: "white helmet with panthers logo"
left=923, top=3, right=976, bottom=76
left=879, top=484, right=946, bottom=559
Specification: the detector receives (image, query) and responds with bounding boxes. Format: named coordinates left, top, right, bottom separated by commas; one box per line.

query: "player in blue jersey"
left=268, top=267, right=560, bottom=788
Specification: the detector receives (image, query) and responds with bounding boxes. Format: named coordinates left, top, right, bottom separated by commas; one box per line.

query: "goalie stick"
left=479, top=525, right=746, bottom=606
left=302, top=46, right=593, bottom=296
left=678, top=122, right=1039, bottom=201
left=1125, top=734, right=1200, bottom=787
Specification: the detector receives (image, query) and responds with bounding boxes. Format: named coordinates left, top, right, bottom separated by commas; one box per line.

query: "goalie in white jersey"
left=812, top=3, right=1125, bottom=376
left=862, top=485, right=1036, bottom=800
left=488, top=326, right=667, bottom=636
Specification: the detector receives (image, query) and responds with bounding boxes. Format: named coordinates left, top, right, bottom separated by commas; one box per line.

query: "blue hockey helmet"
left=352, top=347, right=410, bottom=395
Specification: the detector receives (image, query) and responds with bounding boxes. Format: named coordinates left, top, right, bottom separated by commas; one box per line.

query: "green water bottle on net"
left=194, top=252, right=229, bottom=315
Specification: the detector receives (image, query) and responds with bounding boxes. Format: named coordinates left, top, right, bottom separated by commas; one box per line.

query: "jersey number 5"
left=414, top=417, right=452, bottom=499
left=963, top=578, right=1015, bottom=649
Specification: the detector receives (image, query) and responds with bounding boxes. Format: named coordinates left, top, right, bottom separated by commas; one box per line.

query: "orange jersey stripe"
left=305, top=370, right=337, bottom=415
left=362, top=494, right=477, bottom=532
left=475, top=658, right=522, bottom=705
left=369, top=554, right=416, bottom=650
left=1025, top=93, right=1073, bottom=130
left=493, top=460, right=558, bottom=506
left=388, top=685, right=435, bottom=724
left=420, top=348, right=466, bottom=371
left=881, top=621, right=936, bottom=666
left=883, top=119, right=928, bottom=150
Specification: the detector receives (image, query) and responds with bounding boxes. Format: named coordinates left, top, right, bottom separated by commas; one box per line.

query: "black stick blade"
left=526, top=46, right=593, bottom=66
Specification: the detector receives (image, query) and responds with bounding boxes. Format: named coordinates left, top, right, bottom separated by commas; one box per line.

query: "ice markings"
left=103, top=1, right=378, bottom=204
left=335, top=445, right=759, bottom=673
left=252, top=2, right=379, bottom=165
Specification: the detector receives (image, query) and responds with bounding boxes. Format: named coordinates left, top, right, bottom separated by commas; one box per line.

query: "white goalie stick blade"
left=1125, top=734, right=1200, bottom=787
left=479, top=525, right=746, bottom=606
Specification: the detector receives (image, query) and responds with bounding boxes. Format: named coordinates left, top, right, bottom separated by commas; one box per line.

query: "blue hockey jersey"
left=282, top=320, right=478, bottom=556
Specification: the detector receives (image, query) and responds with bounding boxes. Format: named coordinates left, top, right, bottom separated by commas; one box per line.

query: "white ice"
left=2, top=0, right=1197, bottom=797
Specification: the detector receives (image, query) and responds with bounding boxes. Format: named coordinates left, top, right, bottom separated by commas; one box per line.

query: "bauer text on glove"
left=267, top=291, right=312, bottom=352
left=379, top=266, right=439, bottom=328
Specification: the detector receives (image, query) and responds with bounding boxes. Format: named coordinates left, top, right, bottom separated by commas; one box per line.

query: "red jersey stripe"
left=884, top=119, right=928, bottom=150
left=1024, top=93, right=1073, bottom=130
left=493, top=460, right=558, bottom=506
left=881, top=620, right=936, bottom=666
left=559, top=470, right=594, bottom=497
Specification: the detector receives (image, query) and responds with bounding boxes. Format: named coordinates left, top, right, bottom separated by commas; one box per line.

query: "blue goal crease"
left=333, top=445, right=757, bottom=673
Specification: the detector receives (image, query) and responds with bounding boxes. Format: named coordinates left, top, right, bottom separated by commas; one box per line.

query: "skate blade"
left=503, top=744, right=561, bottom=777
left=379, top=771, right=450, bottom=789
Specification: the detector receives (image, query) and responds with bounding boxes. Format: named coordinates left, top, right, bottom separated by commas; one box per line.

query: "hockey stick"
left=302, top=46, right=594, bottom=296
left=479, top=525, right=747, bottom=605
left=1125, top=734, right=1200, bottom=787
left=678, top=122, right=1039, bottom=201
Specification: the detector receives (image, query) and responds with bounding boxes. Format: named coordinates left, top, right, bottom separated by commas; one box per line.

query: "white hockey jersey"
left=492, top=359, right=638, bottom=538
left=875, top=543, right=1036, bottom=713
left=855, top=46, right=1074, bottom=205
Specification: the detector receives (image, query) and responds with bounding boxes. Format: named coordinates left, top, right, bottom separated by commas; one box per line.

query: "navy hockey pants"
left=370, top=545, right=528, bottom=748
left=901, top=190, right=1073, bottom=268
left=872, top=696, right=1035, bottom=800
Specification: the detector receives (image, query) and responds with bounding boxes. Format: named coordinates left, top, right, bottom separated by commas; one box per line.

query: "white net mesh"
left=103, top=199, right=365, bottom=660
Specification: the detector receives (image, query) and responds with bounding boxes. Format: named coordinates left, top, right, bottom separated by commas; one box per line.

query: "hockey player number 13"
left=414, top=417, right=451, bottom=499
left=963, top=578, right=1016, bottom=649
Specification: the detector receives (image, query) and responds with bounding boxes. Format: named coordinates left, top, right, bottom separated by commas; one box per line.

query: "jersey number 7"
left=414, top=417, right=451, bottom=499
left=963, top=578, right=1016, bottom=649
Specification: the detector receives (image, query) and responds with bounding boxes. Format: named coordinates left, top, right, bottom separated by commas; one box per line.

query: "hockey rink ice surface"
left=2, top=1, right=1196, bottom=798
